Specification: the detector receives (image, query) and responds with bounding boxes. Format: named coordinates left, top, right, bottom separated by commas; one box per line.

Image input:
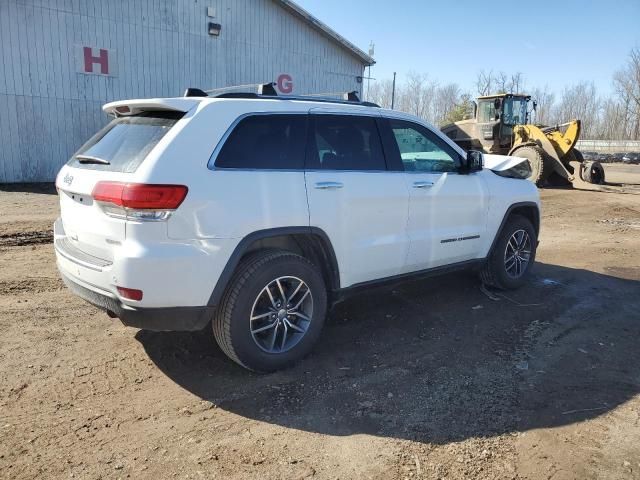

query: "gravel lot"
left=1, top=164, right=640, bottom=479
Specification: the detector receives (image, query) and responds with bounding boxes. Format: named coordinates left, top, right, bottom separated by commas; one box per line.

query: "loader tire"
left=510, top=145, right=547, bottom=186
left=581, top=161, right=605, bottom=185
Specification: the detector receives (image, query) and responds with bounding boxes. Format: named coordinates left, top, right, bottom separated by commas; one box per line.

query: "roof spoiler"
left=103, top=98, right=200, bottom=116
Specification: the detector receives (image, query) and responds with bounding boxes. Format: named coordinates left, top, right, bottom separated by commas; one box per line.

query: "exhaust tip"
left=106, top=310, right=118, bottom=319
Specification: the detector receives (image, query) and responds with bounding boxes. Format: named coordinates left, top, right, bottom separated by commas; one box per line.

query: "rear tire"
left=511, top=145, right=546, bottom=185
left=212, top=249, right=327, bottom=372
left=480, top=215, right=537, bottom=290
left=581, top=161, right=605, bottom=184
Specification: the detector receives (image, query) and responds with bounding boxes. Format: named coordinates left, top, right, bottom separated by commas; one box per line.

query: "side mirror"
left=464, top=150, right=484, bottom=173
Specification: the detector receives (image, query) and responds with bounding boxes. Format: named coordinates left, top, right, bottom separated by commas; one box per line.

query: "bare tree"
left=613, top=47, right=640, bottom=139
left=509, top=72, right=525, bottom=94
left=369, top=52, right=640, bottom=141
left=476, top=70, right=494, bottom=96
left=367, top=79, right=395, bottom=109
left=530, top=86, right=555, bottom=125
left=398, top=72, right=437, bottom=121
left=597, top=98, right=626, bottom=140
left=476, top=70, right=525, bottom=96
left=432, top=83, right=461, bottom=125
left=495, top=72, right=508, bottom=93
left=553, top=82, right=601, bottom=138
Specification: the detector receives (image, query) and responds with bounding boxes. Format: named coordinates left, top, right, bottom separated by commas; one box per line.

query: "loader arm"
left=509, top=120, right=582, bottom=182
left=542, top=120, right=581, bottom=158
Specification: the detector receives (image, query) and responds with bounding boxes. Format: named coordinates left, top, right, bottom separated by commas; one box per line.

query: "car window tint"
left=389, top=120, right=457, bottom=173
left=215, top=114, right=307, bottom=169
left=309, top=115, right=386, bottom=171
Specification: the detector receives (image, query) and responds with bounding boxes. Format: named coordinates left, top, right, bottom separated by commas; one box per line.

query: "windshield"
left=67, top=111, right=183, bottom=172
left=502, top=98, right=528, bottom=126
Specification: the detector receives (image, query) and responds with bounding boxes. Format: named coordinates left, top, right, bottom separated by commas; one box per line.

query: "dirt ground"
left=1, top=165, right=640, bottom=480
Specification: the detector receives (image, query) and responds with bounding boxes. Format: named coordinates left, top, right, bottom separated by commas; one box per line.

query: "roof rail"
left=305, top=90, right=362, bottom=102
left=208, top=82, right=278, bottom=96
left=214, top=92, right=380, bottom=108
left=184, top=83, right=278, bottom=97
left=183, top=88, right=208, bottom=97
left=183, top=82, right=380, bottom=107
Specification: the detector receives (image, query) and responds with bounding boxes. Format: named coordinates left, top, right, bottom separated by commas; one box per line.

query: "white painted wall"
left=0, top=0, right=366, bottom=182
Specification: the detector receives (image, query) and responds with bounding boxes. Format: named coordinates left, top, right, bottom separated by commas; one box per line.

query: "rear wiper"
left=76, top=154, right=110, bottom=165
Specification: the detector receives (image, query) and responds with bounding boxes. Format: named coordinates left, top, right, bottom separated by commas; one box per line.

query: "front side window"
left=307, top=115, right=386, bottom=171
left=389, top=120, right=458, bottom=173
left=214, top=114, right=307, bottom=169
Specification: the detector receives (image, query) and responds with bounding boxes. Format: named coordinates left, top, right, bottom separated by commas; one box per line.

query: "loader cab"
left=477, top=94, right=530, bottom=125
left=501, top=95, right=530, bottom=126
left=440, top=93, right=531, bottom=154
left=476, top=94, right=531, bottom=152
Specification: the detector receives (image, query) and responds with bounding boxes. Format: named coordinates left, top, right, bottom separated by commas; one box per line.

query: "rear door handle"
left=413, top=181, right=434, bottom=188
left=314, top=181, right=344, bottom=190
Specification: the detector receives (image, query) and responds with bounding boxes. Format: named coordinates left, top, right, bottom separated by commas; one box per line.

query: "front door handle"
left=315, top=181, right=344, bottom=190
left=413, top=181, right=434, bottom=188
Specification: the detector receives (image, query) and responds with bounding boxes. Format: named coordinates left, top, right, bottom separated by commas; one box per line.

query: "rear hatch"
left=56, top=108, right=187, bottom=262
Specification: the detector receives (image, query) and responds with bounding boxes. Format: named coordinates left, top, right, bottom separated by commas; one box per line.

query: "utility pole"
left=391, top=72, right=396, bottom=110
left=367, top=42, right=375, bottom=102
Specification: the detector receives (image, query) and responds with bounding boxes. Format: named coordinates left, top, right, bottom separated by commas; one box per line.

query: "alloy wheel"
left=249, top=276, right=313, bottom=354
left=504, top=229, right=532, bottom=279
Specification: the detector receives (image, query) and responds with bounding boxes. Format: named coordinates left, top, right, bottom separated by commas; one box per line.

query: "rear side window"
left=214, top=114, right=307, bottom=169
left=68, top=111, right=183, bottom=172
left=308, top=115, right=386, bottom=171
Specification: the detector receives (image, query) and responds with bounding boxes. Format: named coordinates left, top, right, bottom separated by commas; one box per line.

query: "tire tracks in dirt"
left=0, top=230, right=53, bottom=248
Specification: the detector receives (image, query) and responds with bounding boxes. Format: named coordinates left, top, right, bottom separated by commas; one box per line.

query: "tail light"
left=92, top=182, right=188, bottom=220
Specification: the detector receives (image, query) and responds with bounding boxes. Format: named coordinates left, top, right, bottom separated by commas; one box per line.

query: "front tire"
left=480, top=215, right=537, bottom=290
left=212, top=249, right=327, bottom=372
left=510, top=145, right=547, bottom=186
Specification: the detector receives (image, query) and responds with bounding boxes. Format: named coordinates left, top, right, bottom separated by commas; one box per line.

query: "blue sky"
left=295, top=0, right=640, bottom=98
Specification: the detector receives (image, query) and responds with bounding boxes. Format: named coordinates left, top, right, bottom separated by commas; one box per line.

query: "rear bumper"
left=59, top=268, right=214, bottom=331
left=54, top=216, right=235, bottom=310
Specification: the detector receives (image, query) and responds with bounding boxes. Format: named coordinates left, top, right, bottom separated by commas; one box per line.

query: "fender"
left=507, top=141, right=538, bottom=157
left=207, top=226, right=340, bottom=307
left=487, top=201, right=540, bottom=255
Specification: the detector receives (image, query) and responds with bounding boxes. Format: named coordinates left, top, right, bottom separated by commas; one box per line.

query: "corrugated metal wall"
left=0, top=0, right=366, bottom=182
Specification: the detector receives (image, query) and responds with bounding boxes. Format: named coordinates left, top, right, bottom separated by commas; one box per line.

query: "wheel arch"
left=488, top=202, right=540, bottom=255
left=207, top=227, right=340, bottom=307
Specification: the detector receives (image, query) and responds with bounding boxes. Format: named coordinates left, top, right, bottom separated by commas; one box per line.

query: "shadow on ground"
left=0, top=182, right=57, bottom=194
left=137, top=262, right=640, bottom=444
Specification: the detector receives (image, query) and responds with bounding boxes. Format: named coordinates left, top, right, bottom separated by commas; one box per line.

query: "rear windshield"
left=67, top=111, right=183, bottom=172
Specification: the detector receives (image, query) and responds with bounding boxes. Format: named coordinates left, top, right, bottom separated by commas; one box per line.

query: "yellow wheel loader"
left=441, top=93, right=605, bottom=186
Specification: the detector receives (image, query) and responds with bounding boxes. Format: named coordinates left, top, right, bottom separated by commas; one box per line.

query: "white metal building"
left=0, top=0, right=374, bottom=183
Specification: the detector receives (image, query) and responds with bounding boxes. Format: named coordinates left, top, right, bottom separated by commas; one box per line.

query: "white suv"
left=55, top=87, right=540, bottom=372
